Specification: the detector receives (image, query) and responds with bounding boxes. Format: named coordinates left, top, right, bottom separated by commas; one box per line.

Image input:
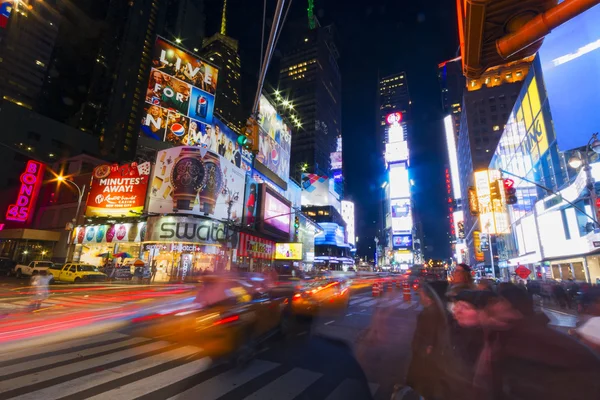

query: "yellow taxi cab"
left=291, top=278, right=350, bottom=318
left=132, top=276, right=289, bottom=364
left=48, top=263, right=108, bottom=283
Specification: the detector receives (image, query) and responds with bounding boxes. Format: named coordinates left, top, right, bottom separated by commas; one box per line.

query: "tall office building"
left=77, top=0, right=168, bottom=161
left=438, top=56, right=465, bottom=136
left=457, top=59, right=533, bottom=266
left=0, top=0, right=60, bottom=110
left=200, top=0, right=243, bottom=133
left=277, top=20, right=341, bottom=179
left=164, top=0, right=205, bottom=52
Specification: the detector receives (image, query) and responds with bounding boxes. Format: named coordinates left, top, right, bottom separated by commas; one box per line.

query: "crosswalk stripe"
left=360, top=299, right=379, bottom=307
left=0, top=337, right=148, bottom=377
left=242, top=368, right=322, bottom=399
left=85, top=357, right=212, bottom=400
left=0, top=332, right=128, bottom=363
left=397, top=302, right=414, bottom=310
left=414, top=304, right=423, bottom=312
left=169, top=359, right=280, bottom=400
left=349, top=297, right=372, bottom=306
left=0, top=341, right=170, bottom=393
left=9, top=346, right=201, bottom=400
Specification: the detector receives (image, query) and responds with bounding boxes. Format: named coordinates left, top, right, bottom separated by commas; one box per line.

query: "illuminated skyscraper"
left=378, top=72, right=411, bottom=146
left=277, top=20, right=341, bottom=179
left=438, top=56, right=464, bottom=136
left=0, top=0, right=59, bottom=109
left=200, top=0, right=243, bottom=133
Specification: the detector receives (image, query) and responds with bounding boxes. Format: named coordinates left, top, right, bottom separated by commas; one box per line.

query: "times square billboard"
left=538, top=4, right=600, bottom=152
left=140, top=37, right=219, bottom=144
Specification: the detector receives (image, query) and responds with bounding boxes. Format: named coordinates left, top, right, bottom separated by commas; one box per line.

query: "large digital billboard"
left=392, top=234, right=413, bottom=249
left=391, top=198, right=412, bottom=233
left=538, top=5, right=600, bottom=152
left=389, top=162, right=410, bottom=199
left=85, top=162, right=151, bottom=217
left=0, top=1, right=13, bottom=29
left=256, top=95, right=292, bottom=183
left=444, top=115, right=461, bottom=199
left=147, top=147, right=246, bottom=222
left=275, top=243, right=303, bottom=260
left=141, top=37, right=218, bottom=143
left=315, top=223, right=347, bottom=247
left=258, top=184, right=291, bottom=237
left=341, top=200, right=355, bottom=246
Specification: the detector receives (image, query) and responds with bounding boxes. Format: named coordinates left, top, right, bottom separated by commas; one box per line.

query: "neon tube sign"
left=6, top=160, right=45, bottom=223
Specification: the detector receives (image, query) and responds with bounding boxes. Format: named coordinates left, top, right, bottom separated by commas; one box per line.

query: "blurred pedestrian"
left=29, top=270, right=50, bottom=310
left=151, top=263, right=157, bottom=282
left=406, top=281, right=450, bottom=399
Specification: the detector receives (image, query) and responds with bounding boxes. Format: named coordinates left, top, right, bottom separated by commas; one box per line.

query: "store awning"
left=0, top=229, right=61, bottom=242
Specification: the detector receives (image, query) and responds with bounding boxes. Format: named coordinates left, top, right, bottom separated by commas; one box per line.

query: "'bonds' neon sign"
left=6, top=160, right=45, bottom=223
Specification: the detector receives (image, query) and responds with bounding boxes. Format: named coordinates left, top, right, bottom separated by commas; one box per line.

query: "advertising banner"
left=473, top=231, right=484, bottom=262
left=147, top=147, right=246, bottom=222
left=391, top=198, right=412, bottom=233
left=85, top=162, right=151, bottom=217
left=238, top=232, right=275, bottom=260
left=275, top=243, right=303, bottom=260
left=389, top=162, right=410, bottom=198
left=538, top=6, right=600, bottom=152
left=392, top=234, right=413, bottom=249
left=256, top=95, right=291, bottom=183
left=259, top=185, right=291, bottom=237
left=315, top=223, right=347, bottom=247
left=243, top=175, right=259, bottom=230
left=341, top=200, right=355, bottom=246
left=0, top=1, right=13, bottom=29
left=141, top=37, right=218, bottom=142
left=144, top=215, right=225, bottom=243
left=73, top=222, right=146, bottom=244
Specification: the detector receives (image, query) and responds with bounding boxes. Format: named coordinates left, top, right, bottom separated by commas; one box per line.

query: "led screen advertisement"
left=275, top=243, right=303, bottom=260
left=243, top=175, right=259, bottom=229
left=389, top=162, right=410, bottom=199
left=392, top=234, right=413, bottom=249
left=341, top=200, right=355, bottom=246
left=258, top=184, right=291, bottom=237
left=256, top=95, right=292, bottom=183
left=391, top=198, right=412, bottom=233
left=85, top=162, right=151, bottom=217
left=0, top=1, right=13, bottom=29
left=315, top=223, right=347, bottom=247
left=73, top=222, right=146, bottom=244
left=141, top=37, right=218, bottom=143
left=147, top=147, right=246, bottom=222
left=385, top=141, right=409, bottom=164
left=538, top=5, right=600, bottom=152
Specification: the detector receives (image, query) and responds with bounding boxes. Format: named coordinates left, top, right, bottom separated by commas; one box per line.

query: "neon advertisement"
left=6, top=160, right=45, bottom=223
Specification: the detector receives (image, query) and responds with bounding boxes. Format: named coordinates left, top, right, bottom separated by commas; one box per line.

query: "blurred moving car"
left=291, top=278, right=350, bottom=318
left=48, top=263, right=107, bottom=283
left=132, top=276, right=290, bottom=363
left=0, top=257, right=16, bottom=277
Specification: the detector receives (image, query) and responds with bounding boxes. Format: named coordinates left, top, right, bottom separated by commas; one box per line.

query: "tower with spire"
left=200, top=0, right=244, bottom=133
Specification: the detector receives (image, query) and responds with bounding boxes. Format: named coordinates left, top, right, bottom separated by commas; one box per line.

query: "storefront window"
left=572, top=262, right=587, bottom=281
left=560, top=263, right=573, bottom=280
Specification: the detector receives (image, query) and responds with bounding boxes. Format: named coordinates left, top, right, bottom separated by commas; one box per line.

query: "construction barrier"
left=403, top=281, right=411, bottom=302
left=372, top=282, right=381, bottom=297
left=387, top=279, right=394, bottom=292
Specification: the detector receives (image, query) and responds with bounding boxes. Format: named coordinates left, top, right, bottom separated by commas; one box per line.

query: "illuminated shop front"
left=142, top=215, right=226, bottom=282
left=72, top=222, right=146, bottom=267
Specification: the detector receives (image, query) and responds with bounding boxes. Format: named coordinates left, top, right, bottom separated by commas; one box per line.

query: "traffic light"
left=238, top=117, right=259, bottom=153
left=503, top=178, right=517, bottom=205
left=294, top=215, right=300, bottom=230
left=489, top=180, right=502, bottom=201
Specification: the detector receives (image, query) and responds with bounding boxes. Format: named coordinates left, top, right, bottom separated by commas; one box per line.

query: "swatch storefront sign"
left=144, top=215, right=226, bottom=243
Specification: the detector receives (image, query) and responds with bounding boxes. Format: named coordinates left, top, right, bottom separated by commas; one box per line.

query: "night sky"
left=208, top=0, right=458, bottom=260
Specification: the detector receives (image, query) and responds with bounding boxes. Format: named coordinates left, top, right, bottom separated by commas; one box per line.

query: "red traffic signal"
left=503, top=178, right=517, bottom=205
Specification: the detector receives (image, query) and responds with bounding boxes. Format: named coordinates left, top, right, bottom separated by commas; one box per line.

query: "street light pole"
left=62, top=179, right=85, bottom=262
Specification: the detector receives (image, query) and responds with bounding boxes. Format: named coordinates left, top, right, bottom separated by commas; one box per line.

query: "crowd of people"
left=405, top=263, right=600, bottom=400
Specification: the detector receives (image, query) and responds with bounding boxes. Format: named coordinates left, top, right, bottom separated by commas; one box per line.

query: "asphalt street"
left=0, top=289, right=422, bottom=400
